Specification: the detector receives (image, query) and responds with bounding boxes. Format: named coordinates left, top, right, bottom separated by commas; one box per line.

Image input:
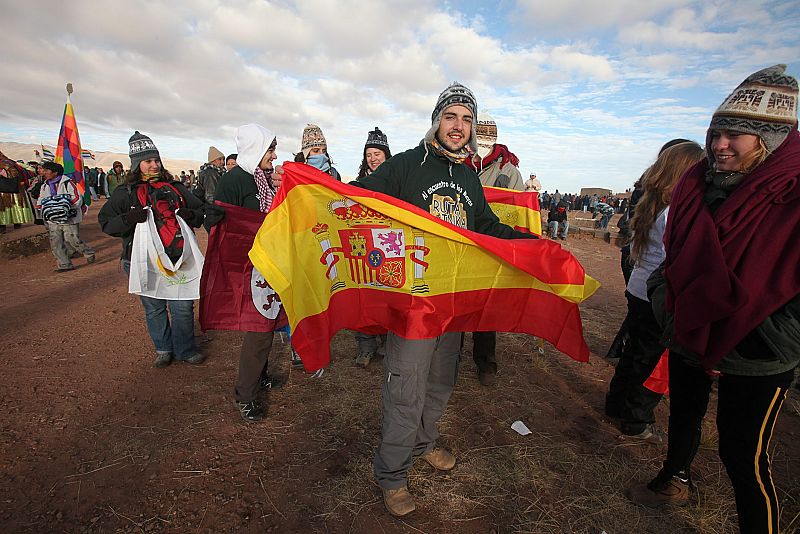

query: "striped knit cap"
left=476, top=112, right=497, bottom=150
left=429, top=82, right=479, bottom=153
left=301, top=124, right=327, bottom=159
left=708, top=64, right=798, bottom=155
left=128, top=131, right=160, bottom=171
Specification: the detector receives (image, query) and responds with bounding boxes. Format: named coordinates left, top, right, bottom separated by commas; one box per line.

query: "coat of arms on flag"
left=310, top=198, right=430, bottom=292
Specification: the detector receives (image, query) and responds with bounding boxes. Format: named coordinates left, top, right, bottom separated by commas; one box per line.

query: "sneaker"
left=626, top=473, right=689, bottom=507
left=310, top=367, right=326, bottom=379
left=236, top=399, right=265, bottom=422
left=86, top=254, right=96, bottom=264
left=478, top=370, right=497, bottom=387
left=355, top=351, right=374, bottom=368
left=420, top=447, right=456, bottom=471
left=55, top=265, right=76, bottom=272
left=182, top=353, right=206, bottom=365
left=620, top=423, right=665, bottom=445
left=382, top=486, right=415, bottom=517
left=154, top=351, right=172, bottom=368
left=290, top=349, right=303, bottom=369
left=259, top=373, right=284, bottom=390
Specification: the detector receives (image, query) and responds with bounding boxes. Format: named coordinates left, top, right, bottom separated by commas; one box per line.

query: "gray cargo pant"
left=47, top=222, right=94, bottom=268
left=374, top=331, right=461, bottom=489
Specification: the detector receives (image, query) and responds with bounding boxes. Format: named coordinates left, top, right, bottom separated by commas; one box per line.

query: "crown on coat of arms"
left=328, top=198, right=389, bottom=227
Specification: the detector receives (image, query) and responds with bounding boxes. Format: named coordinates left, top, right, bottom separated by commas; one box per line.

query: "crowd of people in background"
left=1, top=64, right=799, bottom=532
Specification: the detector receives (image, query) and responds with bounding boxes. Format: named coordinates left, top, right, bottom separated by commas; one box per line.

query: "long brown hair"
left=630, top=142, right=704, bottom=261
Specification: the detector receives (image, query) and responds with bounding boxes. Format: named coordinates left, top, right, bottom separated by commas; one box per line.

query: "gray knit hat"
left=427, top=82, right=479, bottom=153
left=707, top=64, right=798, bottom=156
left=128, top=131, right=160, bottom=171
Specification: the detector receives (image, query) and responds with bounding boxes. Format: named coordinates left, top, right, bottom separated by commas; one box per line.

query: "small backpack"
left=133, top=182, right=187, bottom=263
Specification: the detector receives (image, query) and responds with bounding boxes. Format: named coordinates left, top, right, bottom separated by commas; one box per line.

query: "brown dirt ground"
left=1, top=202, right=799, bottom=534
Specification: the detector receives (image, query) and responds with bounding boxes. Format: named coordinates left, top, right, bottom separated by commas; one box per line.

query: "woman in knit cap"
left=99, top=131, right=207, bottom=369
left=353, top=127, right=392, bottom=367
left=294, top=123, right=342, bottom=180
left=356, top=127, right=391, bottom=178
left=626, top=65, right=800, bottom=534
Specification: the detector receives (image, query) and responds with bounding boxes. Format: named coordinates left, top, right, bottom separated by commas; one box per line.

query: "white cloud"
left=0, top=0, right=797, bottom=193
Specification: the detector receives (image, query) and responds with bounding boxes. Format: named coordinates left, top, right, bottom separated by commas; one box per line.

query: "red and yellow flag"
left=55, top=95, right=85, bottom=194
left=485, top=186, right=541, bottom=235
left=250, top=163, right=598, bottom=371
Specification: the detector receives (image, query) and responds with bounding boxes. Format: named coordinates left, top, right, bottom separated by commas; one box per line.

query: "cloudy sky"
left=1, top=0, right=798, bottom=192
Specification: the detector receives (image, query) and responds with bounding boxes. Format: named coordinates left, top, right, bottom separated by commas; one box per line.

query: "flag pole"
left=66, top=82, right=73, bottom=96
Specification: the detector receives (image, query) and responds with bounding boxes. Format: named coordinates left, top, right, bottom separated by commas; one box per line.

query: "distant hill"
left=0, top=141, right=203, bottom=173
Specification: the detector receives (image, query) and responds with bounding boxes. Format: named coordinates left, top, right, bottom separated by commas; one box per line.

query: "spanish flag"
left=484, top=186, right=541, bottom=235
left=250, top=163, right=598, bottom=372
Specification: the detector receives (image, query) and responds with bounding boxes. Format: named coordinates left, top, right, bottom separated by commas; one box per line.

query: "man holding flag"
left=255, top=83, right=595, bottom=518
left=353, top=83, right=535, bottom=516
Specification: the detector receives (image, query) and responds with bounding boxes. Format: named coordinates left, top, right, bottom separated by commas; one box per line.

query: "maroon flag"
left=199, top=202, right=288, bottom=332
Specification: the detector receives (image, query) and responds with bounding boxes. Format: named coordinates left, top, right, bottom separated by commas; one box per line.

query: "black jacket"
left=98, top=179, right=205, bottom=260
left=353, top=143, right=532, bottom=239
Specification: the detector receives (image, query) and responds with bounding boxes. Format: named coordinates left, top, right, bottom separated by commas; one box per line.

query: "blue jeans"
left=122, top=260, right=197, bottom=359
left=548, top=220, right=569, bottom=239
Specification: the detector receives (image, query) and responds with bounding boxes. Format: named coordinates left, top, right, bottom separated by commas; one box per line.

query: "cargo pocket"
left=385, top=360, right=418, bottom=410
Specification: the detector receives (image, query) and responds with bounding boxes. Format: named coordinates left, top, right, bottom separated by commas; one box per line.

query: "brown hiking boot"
left=626, top=474, right=689, bottom=507
left=383, top=486, right=415, bottom=517
left=420, top=447, right=456, bottom=471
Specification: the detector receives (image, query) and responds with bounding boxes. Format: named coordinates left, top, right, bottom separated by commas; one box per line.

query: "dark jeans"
left=660, top=356, right=794, bottom=534
left=605, top=292, right=664, bottom=433
left=472, top=331, right=496, bottom=374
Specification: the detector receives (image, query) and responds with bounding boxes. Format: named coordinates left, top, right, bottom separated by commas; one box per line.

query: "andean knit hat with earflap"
left=301, top=124, right=327, bottom=159
left=476, top=112, right=497, bottom=151
left=128, top=131, right=160, bottom=171
left=364, top=127, right=391, bottom=157
left=426, top=82, right=479, bottom=153
left=707, top=64, right=798, bottom=159
left=208, top=146, right=224, bottom=163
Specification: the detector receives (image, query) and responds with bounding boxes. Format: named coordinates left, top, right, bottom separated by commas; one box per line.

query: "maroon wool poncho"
left=663, top=129, right=800, bottom=368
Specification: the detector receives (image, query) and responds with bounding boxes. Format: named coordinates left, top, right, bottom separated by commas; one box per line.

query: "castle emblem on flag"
left=311, top=198, right=430, bottom=292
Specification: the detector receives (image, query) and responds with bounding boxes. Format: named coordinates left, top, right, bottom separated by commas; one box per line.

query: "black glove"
left=177, top=208, right=199, bottom=225
left=203, top=204, right=225, bottom=229
left=124, top=206, right=148, bottom=224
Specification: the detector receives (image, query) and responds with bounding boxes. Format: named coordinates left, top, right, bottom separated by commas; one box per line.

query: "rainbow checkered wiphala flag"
left=55, top=96, right=85, bottom=194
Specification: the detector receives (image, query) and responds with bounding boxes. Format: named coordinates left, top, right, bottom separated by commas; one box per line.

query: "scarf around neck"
left=429, top=137, right=469, bottom=165
left=465, top=143, right=520, bottom=173
left=253, top=167, right=276, bottom=213
left=663, top=128, right=800, bottom=368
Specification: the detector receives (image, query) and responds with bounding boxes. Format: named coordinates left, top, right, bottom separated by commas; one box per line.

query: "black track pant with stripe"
left=662, top=356, right=794, bottom=534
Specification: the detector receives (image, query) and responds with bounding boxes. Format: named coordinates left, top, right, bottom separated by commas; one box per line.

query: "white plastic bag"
left=128, top=208, right=204, bottom=300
